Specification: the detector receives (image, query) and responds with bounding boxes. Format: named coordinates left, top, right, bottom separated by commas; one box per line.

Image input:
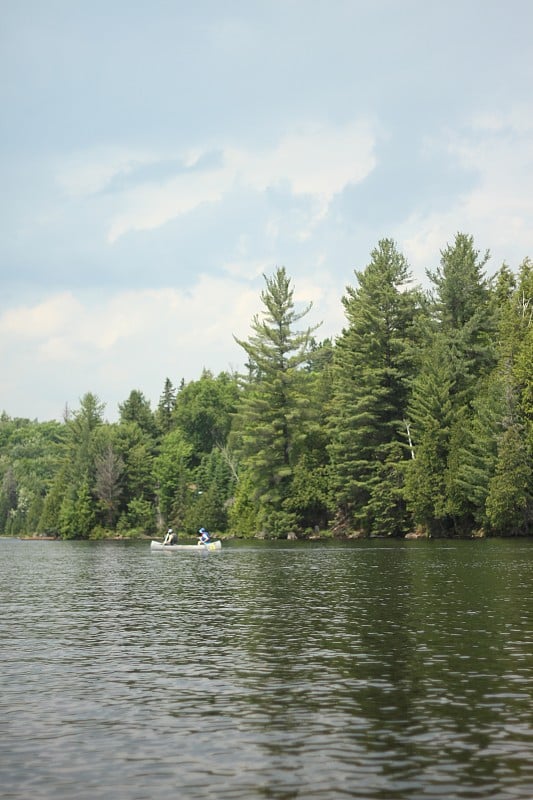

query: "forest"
left=1, top=233, right=532, bottom=540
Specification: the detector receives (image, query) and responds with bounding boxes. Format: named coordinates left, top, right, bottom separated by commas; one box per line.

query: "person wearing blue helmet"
left=198, top=527, right=211, bottom=544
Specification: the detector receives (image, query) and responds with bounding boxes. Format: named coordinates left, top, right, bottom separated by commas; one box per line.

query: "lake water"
left=1, top=537, right=532, bottom=800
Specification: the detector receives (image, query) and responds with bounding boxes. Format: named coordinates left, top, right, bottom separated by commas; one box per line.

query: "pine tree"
left=405, top=233, right=497, bottom=534
left=511, top=259, right=533, bottom=444
left=118, top=390, right=156, bottom=437
left=444, top=376, right=503, bottom=531
left=404, top=335, right=455, bottom=532
left=427, top=232, right=495, bottom=404
left=153, top=429, right=194, bottom=530
left=486, top=424, right=532, bottom=534
left=483, top=258, right=533, bottom=533
left=49, top=393, right=105, bottom=538
left=232, top=267, right=320, bottom=537
left=156, top=378, right=176, bottom=435
left=328, top=239, right=422, bottom=536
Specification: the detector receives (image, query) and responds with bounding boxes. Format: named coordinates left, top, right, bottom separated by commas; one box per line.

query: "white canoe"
left=150, top=539, right=222, bottom=552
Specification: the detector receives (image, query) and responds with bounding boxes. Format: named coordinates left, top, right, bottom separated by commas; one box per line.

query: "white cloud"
left=0, top=291, right=139, bottom=356
left=223, top=258, right=271, bottom=281
left=106, top=168, right=227, bottom=242
left=0, top=267, right=345, bottom=421
left=0, top=277, right=260, bottom=419
left=0, top=280, right=257, bottom=359
left=399, top=107, right=533, bottom=278
left=228, top=120, right=376, bottom=199
left=0, top=292, right=83, bottom=339
left=89, top=119, right=377, bottom=243
left=55, top=148, right=143, bottom=197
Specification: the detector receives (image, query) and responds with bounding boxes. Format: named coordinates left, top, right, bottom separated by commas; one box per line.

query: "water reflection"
left=1, top=538, right=532, bottom=799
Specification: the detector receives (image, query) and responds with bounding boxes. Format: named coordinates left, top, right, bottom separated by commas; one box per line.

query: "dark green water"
left=1, top=537, right=532, bottom=799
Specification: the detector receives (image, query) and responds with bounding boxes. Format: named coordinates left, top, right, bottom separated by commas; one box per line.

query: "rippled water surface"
left=1, top=537, right=533, bottom=799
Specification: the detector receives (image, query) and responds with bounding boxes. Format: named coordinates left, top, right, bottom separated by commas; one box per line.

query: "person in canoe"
left=197, top=527, right=211, bottom=544
left=163, top=527, right=178, bottom=545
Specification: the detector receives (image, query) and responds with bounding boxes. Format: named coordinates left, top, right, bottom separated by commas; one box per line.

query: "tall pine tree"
left=405, top=233, right=497, bottom=535
left=328, top=239, right=423, bottom=536
left=231, top=267, right=320, bottom=537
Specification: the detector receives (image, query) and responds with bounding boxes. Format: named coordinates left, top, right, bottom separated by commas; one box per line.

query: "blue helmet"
left=199, top=527, right=206, bottom=534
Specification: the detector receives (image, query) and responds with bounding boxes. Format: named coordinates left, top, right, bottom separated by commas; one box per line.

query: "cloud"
left=101, top=151, right=225, bottom=194
left=0, top=276, right=257, bottom=419
left=55, top=119, right=377, bottom=243
left=0, top=265, right=344, bottom=421
left=398, top=107, right=533, bottom=277
left=0, top=292, right=83, bottom=340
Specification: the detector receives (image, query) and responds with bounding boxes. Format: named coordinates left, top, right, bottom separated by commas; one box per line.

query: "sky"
left=1, top=0, right=532, bottom=422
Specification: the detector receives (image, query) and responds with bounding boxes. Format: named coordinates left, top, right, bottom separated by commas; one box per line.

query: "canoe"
left=150, top=539, right=222, bottom=552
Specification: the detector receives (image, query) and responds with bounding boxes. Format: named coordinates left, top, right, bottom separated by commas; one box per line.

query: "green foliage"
left=227, top=469, right=258, bottom=537
left=403, top=335, right=455, bottom=532
left=404, top=234, right=499, bottom=535
left=366, top=441, right=410, bottom=537
left=118, top=390, right=157, bottom=436
left=428, top=233, right=490, bottom=326
left=122, top=497, right=155, bottom=532
left=328, top=239, right=423, bottom=535
left=113, top=421, right=157, bottom=509
left=284, top=454, right=330, bottom=531
left=509, top=259, right=533, bottom=444
left=155, top=378, right=176, bottom=434
left=445, top=378, right=503, bottom=529
left=0, top=236, right=530, bottom=541
left=485, top=425, right=532, bottom=534
left=38, top=471, right=65, bottom=535
left=258, top=507, right=298, bottom=539
left=180, top=448, right=235, bottom=534
left=153, top=428, right=194, bottom=527
left=59, top=480, right=95, bottom=539
left=0, top=416, right=65, bottom=535
left=174, top=370, right=239, bottom=458
left=428, top=232, right=496, bottom=403
left=231, top=267, right=320, bottom=536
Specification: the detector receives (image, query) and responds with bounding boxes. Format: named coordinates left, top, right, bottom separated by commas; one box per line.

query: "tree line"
left=1, top=233, right=531, bottom=539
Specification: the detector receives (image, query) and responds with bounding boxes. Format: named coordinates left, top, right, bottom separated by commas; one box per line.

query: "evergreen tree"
left=38, top=468, right=65, bottom=535
left=118, top=390, right=156, bottom=437
left=283, top=338, right=334, bottom=532
left=155, top=378, right=176, bottom=434
left=403, top=335, right=456, bottom=533
left=510, top=259, right=533, bottom=445
left=54, top=393, right=105, bottom=538
left=232, top=267, right=320, bottom=537
left=113, top=421, right=157, bottom=517
left=405, top=233, right=497, bottom=534
left=59, top=479, right=95, bottom=539
left=444, top=377, right=503, bottom=531
left=486, top=424, right=532, bottom=534
left=153, top=429, right=194, bottom=530
left=0, top=467, right=18, bottom=533
left=427, top=232, right=495, bottom=404
left=328, top=239, right=422, bottom=536
left=184, top=448, right=234, bottom=533
left=483, top=258, right=533, bottom=533
left=227, top=470, right=258, bottom=537
left=0, top=418, right=65, bottom=536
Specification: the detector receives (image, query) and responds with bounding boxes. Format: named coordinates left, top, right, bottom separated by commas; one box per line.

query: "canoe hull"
left=150, top=539, right=222, bottom=552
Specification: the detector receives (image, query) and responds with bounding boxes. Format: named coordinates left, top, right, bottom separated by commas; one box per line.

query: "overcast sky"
left=1, top=0, right=532, bottom=422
